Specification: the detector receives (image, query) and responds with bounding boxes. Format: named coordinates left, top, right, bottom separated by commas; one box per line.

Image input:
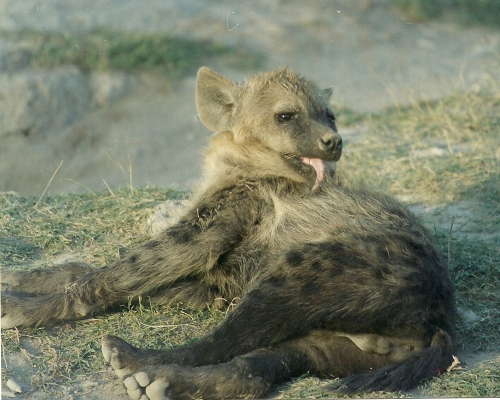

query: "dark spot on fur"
left=316, top=242, right=343, bottom=254
left=372, top=265, right=392, bottom=280
left=329, top=264, right=345, bottom=276
left=168, top=225, right=198, bottom=244
left=311, top=260, right=322, bottom=270
left=267, top=276, right=286, bottom=288
left=372, top=268, right=384, bottom=280
left=301, top=277, right=319, bottom=295
left=129, top=254, right=139, bottom=264
left=286, top=250, right=304, bottom=267
left=156, top=256, right=165, bottom=264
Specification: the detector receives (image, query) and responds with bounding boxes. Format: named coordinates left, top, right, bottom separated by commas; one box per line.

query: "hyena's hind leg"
left=104, top=331, right=398, bottom=400
left=1, top=262, right=96, bottom=295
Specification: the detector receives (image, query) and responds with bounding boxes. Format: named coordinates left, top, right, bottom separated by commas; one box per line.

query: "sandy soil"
left=1, top=0, right=499, bottom=195
left=1, top=1, right=500, bottom=398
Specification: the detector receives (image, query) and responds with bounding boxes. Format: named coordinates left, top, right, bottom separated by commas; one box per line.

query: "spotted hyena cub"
left=1, top=67, right=455, bottom=399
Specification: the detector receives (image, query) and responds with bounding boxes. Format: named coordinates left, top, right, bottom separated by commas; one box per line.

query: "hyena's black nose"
left=319, top=133, right=342, bottom=151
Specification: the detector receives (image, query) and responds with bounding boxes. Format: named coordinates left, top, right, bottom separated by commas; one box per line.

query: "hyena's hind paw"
left=103, top=336, right=177, bottom=399
left=120, top=361, right=271, bottom=400
left=123, top=369, right=172, bottom=400
left=103, top=335, right=152, bottom=379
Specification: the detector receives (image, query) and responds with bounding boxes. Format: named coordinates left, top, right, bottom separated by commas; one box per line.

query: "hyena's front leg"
left=1, top=253, right=184, bottom=329
left=1, top=196, right=254, bottom=329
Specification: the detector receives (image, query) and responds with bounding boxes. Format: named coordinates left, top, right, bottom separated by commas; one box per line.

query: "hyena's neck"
left=198, top=131, right=310, bottom=194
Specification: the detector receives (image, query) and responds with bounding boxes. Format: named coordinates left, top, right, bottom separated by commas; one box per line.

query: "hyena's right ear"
left=195, top=67, right=239, bottom=132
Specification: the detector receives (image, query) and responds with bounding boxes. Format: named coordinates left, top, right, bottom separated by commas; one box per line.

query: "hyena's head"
left=196, top=67, right=342, bottom=190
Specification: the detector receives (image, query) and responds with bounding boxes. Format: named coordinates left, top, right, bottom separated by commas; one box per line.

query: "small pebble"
left=6, top=378, right=22, bottom=393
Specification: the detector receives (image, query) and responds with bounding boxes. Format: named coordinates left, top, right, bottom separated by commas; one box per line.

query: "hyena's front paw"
left=1, top=292, right=32, bottom=329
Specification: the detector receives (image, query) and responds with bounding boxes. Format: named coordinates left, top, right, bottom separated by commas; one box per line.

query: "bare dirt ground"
left=1, top=1, right=500, bottom=399
left=1, top=0, right=499, bottom=195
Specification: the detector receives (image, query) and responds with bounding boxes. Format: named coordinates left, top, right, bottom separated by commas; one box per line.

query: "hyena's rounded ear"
left=195, top=67, right=239, bottom=132
left=319, top=87, right=333, bottom=103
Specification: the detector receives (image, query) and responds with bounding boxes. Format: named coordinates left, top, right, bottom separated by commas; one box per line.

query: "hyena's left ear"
left=195, top=67, right=239, bottom=133
left=319, top=87, right=333, bottom=103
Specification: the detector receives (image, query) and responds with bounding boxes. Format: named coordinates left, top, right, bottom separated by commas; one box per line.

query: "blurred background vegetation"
left=0, top=29, right=263, bottom=80
left=2, top=1, right=499, bottom=85
left=395, top=0, right=500, bottom=27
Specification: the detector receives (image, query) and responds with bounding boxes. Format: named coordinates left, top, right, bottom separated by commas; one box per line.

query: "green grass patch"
left=341, top=89, right=500, bottom=222
left=330, top=102, right=368, bottom=127
left=1, top=29, right=263, bottom=79
left=0, top=187, right=183, bottom=268
left=423, top=357, right=500, bottom=397
left=393, top=0, right=500, bottom=27
left=1, top=89, right=499, bottom=397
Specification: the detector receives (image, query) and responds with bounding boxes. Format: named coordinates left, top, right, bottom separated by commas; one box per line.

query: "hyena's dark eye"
left=326, top=111, right=336, bottom=124
left=276, top=112, right=295, bottom=122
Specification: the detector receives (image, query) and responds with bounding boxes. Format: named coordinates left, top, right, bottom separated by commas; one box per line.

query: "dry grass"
left=1, top=87, right=499, bottom=397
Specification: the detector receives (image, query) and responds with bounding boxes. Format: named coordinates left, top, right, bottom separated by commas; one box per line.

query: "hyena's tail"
left=330, top=329, right=455, bottom=393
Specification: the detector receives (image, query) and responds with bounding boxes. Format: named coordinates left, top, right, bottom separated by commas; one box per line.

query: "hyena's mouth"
left=300, top=157, right=337, bottom=190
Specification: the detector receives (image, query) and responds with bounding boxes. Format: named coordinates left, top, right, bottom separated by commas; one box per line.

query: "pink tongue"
left=301, top=157, right=326, bottom=190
